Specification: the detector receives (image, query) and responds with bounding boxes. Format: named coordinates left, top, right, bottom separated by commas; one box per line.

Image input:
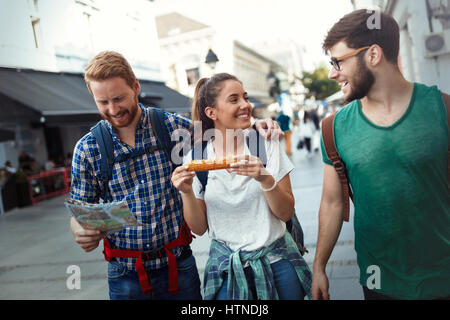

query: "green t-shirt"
left=320, top=83, right=450, bottom=299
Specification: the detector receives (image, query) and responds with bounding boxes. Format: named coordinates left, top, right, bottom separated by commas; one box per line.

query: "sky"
left=152, top=0, right=356, bottom=70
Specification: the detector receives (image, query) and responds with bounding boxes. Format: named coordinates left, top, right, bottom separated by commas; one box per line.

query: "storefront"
left=0, top=67, right=191, bottom=212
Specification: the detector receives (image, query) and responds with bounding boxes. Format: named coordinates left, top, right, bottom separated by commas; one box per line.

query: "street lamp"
left=427, top=0, right=450, bottom=29
left=205, top=49, right=219, bottom=70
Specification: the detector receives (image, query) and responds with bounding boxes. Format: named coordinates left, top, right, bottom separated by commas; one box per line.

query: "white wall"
left=392, top=0, right=450, bottom=93
left=0, top=0, right=59, bottom=70
left=0, top=0, right=166, bottom=168
left=0, top=0, right=163, bottom=81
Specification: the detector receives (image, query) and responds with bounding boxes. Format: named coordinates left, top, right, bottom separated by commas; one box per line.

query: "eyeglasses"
left=329, top=46, right=371, bottom=71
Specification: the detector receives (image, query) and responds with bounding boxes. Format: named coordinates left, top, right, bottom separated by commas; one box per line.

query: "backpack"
left=90, top=107, right=177, bottom=202
left=321, top=93, right=450, bottom=222
left=192, top=130, right=308, bottom=256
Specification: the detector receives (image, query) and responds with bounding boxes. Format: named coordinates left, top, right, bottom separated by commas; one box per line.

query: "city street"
left=0, top=132, right=363, bottom=300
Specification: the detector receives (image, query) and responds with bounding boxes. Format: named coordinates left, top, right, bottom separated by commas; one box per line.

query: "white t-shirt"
left=183, top=134, right=294, bottom=252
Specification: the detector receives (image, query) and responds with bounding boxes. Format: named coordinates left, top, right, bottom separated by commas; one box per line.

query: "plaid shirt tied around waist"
left=204, top=232, right=312, bottom=300
left=70, top=104, right=192, bottom=271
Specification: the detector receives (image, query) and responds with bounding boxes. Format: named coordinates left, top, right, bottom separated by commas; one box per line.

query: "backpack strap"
left=246, top=129, right=268, bottom=168
left=321, top=112, right=353, bottom=222
left=148, top=107, right=177, bottom=167
left=192, top=141, right=209, bottom=193
left=91, top=120, right=115, bottom=202
left=90, top=107, right=176, bottom=202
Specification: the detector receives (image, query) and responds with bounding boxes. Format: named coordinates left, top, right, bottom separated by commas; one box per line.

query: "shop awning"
left=0, top=67, right=191, bottom=119
left=0, top=128, right=15, bottom=142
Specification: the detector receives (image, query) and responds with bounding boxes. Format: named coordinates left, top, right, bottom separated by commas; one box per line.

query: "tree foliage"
left=301, top=64, right=340, bottom=100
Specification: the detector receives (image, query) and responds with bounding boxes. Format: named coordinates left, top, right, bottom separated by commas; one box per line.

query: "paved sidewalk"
left=0, top=133, right=363, bottom=300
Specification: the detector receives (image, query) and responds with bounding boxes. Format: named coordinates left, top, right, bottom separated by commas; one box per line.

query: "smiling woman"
left=170, top=72, right=312, bottom=300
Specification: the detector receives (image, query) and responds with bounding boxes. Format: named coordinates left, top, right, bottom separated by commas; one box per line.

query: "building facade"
left=155, top=12, right=286, bottom=115
left=0, top=0, right=190, bottom=172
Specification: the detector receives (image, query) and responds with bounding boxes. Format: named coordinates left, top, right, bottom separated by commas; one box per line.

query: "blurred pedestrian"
left=5, top=161, right=16, bottom=174
left=171, top=73, right=312, bottom=300
left=276, top=112, right=292, bottom=156
left=18, top=150, right=32, bottom=172
left=301, top=111, right=315, bottom=156
left=309, top=108, right=320, bottom=131
left=312, top=9, right=450, bottom=301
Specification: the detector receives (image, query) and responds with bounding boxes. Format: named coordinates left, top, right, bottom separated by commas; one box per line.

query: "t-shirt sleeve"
left=182, top=151, right=204, bottom=200
left=264, top=138, right=294, bottom=183
left=320, top=133, right=333, bottom=166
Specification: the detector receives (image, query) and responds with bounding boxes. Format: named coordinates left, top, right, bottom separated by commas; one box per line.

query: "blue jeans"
left=216, top=259, right=305, bottom=300
left=108, top=254, right=202, bottom=300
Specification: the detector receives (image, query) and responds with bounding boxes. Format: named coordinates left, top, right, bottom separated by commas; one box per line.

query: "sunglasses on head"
left=329, top=46, right=371, bottom=71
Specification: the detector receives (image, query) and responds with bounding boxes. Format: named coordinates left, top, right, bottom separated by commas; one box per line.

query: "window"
left=186, top=68, right=200, bottom=86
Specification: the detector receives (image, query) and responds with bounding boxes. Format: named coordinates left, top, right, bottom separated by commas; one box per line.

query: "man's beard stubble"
left=345, top=56, right=375, bottom=104
left=101, top=96, right=139, bottom=128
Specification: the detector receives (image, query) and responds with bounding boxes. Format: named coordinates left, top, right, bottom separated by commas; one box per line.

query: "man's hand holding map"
left=65, top=199, right=143, bottom=234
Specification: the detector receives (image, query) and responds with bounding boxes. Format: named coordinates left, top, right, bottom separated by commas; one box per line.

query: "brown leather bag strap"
left=321, top=112, right=353, bottom=222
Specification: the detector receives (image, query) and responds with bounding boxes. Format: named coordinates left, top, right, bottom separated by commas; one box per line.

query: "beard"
left=101, top=96, right=139, bottom=128
left=345, top=57, right=375, bottom=104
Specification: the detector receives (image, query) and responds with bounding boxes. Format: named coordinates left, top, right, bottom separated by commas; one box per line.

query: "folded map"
left=65, top=198, right=143, bottom=234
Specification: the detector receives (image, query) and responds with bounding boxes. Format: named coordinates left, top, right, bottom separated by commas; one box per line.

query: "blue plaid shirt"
left=70, top=104, right=192, bottom=271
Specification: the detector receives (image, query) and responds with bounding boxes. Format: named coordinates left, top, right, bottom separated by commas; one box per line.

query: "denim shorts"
left=108, top=253, right=202, bottom=300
